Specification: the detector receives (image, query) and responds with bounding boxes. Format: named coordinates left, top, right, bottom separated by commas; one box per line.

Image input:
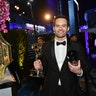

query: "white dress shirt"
left=55, top=39, right=67, bottom=85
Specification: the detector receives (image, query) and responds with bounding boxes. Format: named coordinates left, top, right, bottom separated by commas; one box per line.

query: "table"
left=0, top=68, right=17, bottom=96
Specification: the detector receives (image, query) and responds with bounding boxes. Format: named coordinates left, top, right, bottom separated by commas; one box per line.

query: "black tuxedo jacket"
left=41, top=38, right=90, bottom=96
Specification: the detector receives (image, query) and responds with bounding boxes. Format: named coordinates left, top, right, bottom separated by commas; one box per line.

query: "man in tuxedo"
left=34, top=15, right=90, bottom=96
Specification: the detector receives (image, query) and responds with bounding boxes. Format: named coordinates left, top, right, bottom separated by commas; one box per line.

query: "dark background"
left=10, top=0, right=96, bottom=26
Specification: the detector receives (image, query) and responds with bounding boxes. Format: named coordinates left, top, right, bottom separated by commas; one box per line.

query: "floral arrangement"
left=0, top=0, right=10, bottom=33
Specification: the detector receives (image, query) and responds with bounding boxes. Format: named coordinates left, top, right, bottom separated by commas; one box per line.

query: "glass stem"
left=37, top=70, right=39, bottom=77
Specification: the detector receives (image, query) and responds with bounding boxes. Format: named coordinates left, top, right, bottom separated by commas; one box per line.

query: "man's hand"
left=68, top=60, right=82, bottom=75
left=33, top=59, right=43, bottom=70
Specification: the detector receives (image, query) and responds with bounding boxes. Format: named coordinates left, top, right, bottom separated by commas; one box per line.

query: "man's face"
left=71, top=36, right=78, bottom=42
left=53, top=18, right=69, bottom=40
left=37, top=38, right=44, bottom=46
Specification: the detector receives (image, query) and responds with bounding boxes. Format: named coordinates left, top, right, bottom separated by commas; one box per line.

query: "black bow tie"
left=56, top=41, right=66, bottom=46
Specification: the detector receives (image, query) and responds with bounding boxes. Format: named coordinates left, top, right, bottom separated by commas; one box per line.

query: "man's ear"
left=53, top=27, right=55, bottom=32
left=67, top=26, right=70, bottom=31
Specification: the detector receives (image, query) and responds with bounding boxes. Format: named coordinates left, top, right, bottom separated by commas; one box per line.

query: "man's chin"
left=57, top=35, right=66, bottom=38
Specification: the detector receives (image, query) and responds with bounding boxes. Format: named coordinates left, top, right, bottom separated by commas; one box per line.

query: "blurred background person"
left=30, top=36, right=45, bottom=95
left=31, top=36, right=45, bottom=60
left=70, top=34, right=79, bottom=42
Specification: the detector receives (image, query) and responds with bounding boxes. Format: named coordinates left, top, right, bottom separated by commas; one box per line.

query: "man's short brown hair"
left=53, top=15, right=69, bottom=27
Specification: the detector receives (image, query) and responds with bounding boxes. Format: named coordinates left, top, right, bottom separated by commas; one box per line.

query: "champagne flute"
left=67, top=50, right=78, bottom=66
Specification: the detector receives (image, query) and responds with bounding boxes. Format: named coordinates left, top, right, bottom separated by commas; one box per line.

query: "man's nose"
left=59, top=26, right=63, bottom=29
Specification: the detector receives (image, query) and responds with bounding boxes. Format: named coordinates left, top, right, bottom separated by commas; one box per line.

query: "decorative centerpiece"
left=0, top=33, right=12, bottom=80
left=0, top=0, right=11, bottom=80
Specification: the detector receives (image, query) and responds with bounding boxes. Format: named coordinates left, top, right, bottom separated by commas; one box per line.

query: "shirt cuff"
left=77, top=69, right=83, bottom=77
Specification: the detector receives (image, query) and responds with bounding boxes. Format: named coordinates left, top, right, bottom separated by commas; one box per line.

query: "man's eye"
left=55, top=25, right=59, bottom=27
left=55, top=25, right=67, bottom=27
left=62, top=25, right=67, bottom=27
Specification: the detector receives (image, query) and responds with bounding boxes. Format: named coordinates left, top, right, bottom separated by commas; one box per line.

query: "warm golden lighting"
left=44, top=14, right=51, bottom=21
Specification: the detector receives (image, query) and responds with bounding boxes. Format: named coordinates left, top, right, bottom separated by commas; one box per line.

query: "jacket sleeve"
left=74, top=43, right=91, bottom=77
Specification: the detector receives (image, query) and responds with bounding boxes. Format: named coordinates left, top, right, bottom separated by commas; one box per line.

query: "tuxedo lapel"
left=61, top=37, right=72, bottom=71
left=51, top=40, right=59, bottom=72
left=67, top=36, right=72, bottom=52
